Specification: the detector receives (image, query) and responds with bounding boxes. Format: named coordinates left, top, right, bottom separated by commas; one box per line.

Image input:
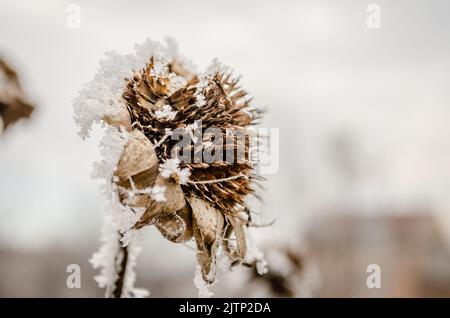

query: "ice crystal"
left=244, top=229, right=268, bottom=275
left=194, top=94, right=206, bottom=108
left=90, top=216, right=148, bottom=297
left=159, top=157, right=191, bottom=185
left=155, top=104, right=177, bottom=121
left=194, top=265, right=213, bottom=298
left=73, top=39, right=180, bottom=138
left=149, top=185, right=167, bottom=202
left=150, top=59, right=169, bottom=79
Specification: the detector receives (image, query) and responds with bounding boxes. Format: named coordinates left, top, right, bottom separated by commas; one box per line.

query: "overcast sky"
left=1, top=0, right=450, bottom=251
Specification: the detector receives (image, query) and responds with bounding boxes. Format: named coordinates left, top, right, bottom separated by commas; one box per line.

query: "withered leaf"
left=224, top=215, right=247, bottom=266
left=115, top=130, right=159, bottom=208
left=103, top=107, right=132, bottom=132
left=115, top=130, right=158, bottom=183
left=188, top=196, right=224, bottom=283
left=134, top=174, right=186, bottom=229
left=155, top=203, right=193, bottom=243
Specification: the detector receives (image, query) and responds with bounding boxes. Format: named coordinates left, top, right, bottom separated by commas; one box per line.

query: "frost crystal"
left=127, top=178, right=167, bottom=203
left=155, top=104, right=177, bottom=121
left=150, top=59, right=169, bottom=79
left=194, top=94, right=206, bottom=108
left=91, top=127, right=130, bottom=193
left=217, top=248, right=232, bottom=272
left=185, top=120, right=201, bottom=143
left=120, top=229, right=142, bottom=247
left=159, top=157, right=191, bottom=185
left=191, top=58, right=232, bottom=109
left=193, top=74, right=208, bottom=108
left=206, top=58, right=232, bottom=77
left=194, top=265, right=213, bottom=298
left=149, top=185, right=166, bottom=202
left=244, top=229, right=268, bottom=275
left=163, top=36, right=197, bottom=74
left=74, top=39, right=180, bottom=298
left=168, top=73, right=188, bottom=94
left=90, top=216, right=148, bottom=297
left=73, top=39, right=176, bottom=138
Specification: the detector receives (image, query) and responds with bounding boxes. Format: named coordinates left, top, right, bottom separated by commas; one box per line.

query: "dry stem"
left=112, top=234, right=128, bottom=298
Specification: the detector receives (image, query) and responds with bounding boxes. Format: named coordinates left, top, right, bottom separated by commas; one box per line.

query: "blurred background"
left=1, top=0, right=450, bottom=297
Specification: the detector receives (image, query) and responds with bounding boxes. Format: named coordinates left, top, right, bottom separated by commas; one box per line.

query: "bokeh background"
left=1, top=0, right=450, bottom=297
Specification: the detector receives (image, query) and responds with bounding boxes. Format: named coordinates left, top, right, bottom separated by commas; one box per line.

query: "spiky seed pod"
left=111, top=55, right=265, bottom=282
left=75, top=39, right=268, bottom=293
left=0, top=59, right=34, bottom=131
left=110, top=54, right=266, bottom=283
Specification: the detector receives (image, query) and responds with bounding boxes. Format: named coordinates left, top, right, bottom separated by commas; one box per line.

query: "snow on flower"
left=74, top=39, right=181, bottom=297
left=194, top=94, right=206, bottom=108
left=194, top=265, right=213, bottom=298
left=149, top=185, right=166, bottom=202
left=150, top=59, right=169, bottom=79
left=155, top=104, right=177, bottom=121
left=74, top=37, right=268, bottom=298
left=185, top=120, right=201, bottom=143
left=127, top=177, right=167, bottom=203
left=244, top=228, right=268, bottom=275
left=159, top=157, right=191, bottom=185
left=73, top=39, right=182, bottom=138
left=90, top=215, right=146, bottom=297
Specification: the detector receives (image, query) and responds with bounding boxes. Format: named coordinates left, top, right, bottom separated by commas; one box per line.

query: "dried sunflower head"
left=75, top=39, right=267, bottom=288
left=0, top=59, right=34, bottom=132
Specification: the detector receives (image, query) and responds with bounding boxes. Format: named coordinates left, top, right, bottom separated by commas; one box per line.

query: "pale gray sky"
left=1, top=0, right=450, bottom=252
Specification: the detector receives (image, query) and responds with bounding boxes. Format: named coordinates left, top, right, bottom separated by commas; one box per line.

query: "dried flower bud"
left=74, top=39, right=268, bottom=296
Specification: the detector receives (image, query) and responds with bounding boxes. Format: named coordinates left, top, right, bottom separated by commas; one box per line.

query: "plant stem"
left=112, top=235, right=129, bottom=298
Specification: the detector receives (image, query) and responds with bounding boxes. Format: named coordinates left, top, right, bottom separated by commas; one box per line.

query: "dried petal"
left=115, top=130, right=158, bottom=182
left=188, top=196, right=224, bottom=283
left=170, top=60, right=193, bottom=79
left=134, top=174, right=185, bottom=228
left=224, top=215, right=247, bottom=266
left=104, top=106, right=132, bottom=132
left=155, top=203, right=193, bottom=243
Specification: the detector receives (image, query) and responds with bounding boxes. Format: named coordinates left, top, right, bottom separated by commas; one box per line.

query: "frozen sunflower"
left=74, top=38, right=268, bottom=298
